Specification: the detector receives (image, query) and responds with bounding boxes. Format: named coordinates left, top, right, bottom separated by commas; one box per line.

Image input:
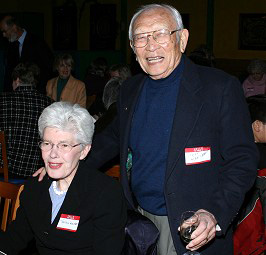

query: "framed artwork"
left=53, top=4, right=77, bottom=50
left=239, top=13, right=266, bottom=50
left=90, top=4, right=117, bottom=50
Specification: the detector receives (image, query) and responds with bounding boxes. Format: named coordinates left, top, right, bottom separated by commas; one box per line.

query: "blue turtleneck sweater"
left=129, top=57, right=184, bottom=215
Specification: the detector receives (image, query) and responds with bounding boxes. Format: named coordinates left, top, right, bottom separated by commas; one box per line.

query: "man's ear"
left=130, top=40, right=136, bottom=54
left=252, top=120, right=262, bottom=132
left=179, top=29, right=189, bottom=53
left=12, top=77, right=20, bottom=91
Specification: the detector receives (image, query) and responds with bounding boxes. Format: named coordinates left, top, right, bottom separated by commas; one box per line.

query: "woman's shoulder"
left=69, top=75, right=85, bottom=87
left=77, top=163, right=123, bottom=194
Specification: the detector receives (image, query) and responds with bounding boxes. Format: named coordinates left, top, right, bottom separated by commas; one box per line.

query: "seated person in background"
left=95, top=77, right=123, bottom=172
left=188, top=44, right=216, bottom=67
left=84, top=57, right=109, bottom=111
left=95, top=76, right=123, bottom=134
left=242, top=59, right=266, bottom=97
left=248, top=95, right=266, bottom=167
left=233, top=95, right=266, bottom=254
left=0, top=101, right=127, bottom=255
left=46, top=53, right=86, bottom=108
left=109, top=63, right=132, bottom=81
left=0, top=62, right=53, bottom=179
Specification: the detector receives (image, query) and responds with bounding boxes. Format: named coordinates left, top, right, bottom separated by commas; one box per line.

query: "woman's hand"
left=32, top=167, right=47, bottom=181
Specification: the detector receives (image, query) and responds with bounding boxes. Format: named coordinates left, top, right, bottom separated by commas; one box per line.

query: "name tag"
left=185, top=147, right=211, bottom=165
left=57, top=214, right=80, bottom=232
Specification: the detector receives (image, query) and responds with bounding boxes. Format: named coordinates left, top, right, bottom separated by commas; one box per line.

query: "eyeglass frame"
left=131, top=28, right=181, bottom=48
left=38, top=140, right=83, bottom=153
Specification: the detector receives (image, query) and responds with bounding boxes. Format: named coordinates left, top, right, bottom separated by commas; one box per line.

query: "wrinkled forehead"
left=133, top=8, right=176, bottom=34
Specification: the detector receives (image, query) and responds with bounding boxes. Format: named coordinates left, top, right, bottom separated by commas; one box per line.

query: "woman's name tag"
left=57, top=214, right=80, bottom=232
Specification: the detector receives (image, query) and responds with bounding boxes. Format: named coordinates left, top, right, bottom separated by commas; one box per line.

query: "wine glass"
left=180, top=211, right=201, bottom=255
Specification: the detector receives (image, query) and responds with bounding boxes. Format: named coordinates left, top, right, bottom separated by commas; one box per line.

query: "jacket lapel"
left=120, top=74, right=147, bottom=209
left=38, top=177, right=53, bottom=227
left=165, top=58, right=204, bottom=181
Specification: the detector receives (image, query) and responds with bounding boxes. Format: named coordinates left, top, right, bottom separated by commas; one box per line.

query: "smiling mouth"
left=48, top=163, right=62, bottom=169
left=147, top=56, right=164, bottom=63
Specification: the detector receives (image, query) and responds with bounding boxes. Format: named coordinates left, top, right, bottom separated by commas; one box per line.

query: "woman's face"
left=251, top=72, right=264, bottom=81
left=57, top=60, right=72, bottom=79
left=41, top=127, right=90, bottom=184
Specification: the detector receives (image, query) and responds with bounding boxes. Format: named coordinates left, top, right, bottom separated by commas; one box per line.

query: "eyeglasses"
left=38, top=141, right=82, bottom=153
left=132, top=28, right=181, bottom=48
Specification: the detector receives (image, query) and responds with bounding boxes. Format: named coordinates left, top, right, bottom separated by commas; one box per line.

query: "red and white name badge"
left=57, top=214, right=80, bottom=232
left=185, top=146, right=211, bottom=165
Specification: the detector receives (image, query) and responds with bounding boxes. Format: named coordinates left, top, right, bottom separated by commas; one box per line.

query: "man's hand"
left=32, top=167, right=47, bottom=181
left=186, top=209, right=217, bottom=251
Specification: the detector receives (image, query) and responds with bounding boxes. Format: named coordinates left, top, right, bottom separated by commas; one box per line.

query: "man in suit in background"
left=0, top=15, right=54, bottom=94
left=86, top=3, right=258, bottom=255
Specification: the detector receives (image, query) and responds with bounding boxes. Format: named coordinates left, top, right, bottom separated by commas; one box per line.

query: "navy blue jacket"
left=88, top=56, right=258, bottom=254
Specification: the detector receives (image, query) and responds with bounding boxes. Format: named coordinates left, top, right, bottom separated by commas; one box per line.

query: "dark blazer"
left=0, top=161, right=127, bottom=255
left=87, top=56, right=258, bottom=254
left=4, top=32, right=54, bottom=94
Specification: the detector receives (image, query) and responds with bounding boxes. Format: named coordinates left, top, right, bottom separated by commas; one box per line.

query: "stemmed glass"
left=180, top=211, right=201, bottom=255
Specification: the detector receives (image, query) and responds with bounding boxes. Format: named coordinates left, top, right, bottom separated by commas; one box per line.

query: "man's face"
left=131, top=8, right=188, bottom=80
left=0, top=21, right=17, bottom=42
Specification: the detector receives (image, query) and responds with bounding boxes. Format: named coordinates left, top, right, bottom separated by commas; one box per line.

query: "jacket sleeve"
left=92, top=179, right=127, bottom=255
left=0, top=188, right=34, bottom=255
left=86, top=104, right=120, bottom=169
left=208, top=76, right=258, bottom=234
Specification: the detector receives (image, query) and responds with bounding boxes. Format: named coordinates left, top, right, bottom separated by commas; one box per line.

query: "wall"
left=0, top=0, right=266, bottom=86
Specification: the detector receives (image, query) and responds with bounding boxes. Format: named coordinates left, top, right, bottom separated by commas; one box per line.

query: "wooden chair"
left=0, top=181, right=24, bottom=231
left=105, top=165, right=120, bottom=180
left=0, top=131, right=9, bottom=182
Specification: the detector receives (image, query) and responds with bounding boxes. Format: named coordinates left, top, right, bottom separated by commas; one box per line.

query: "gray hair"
left=247, top=59, right=266, bottom=74
left=128, top=4, right=184, bottom=41
left=12, top=62, right=40, bottom=85
left=38, top=102, right=94, bottom=144
left=102, top=77, right=123, bottom=109
left=109, top=64, right=132, bottom=81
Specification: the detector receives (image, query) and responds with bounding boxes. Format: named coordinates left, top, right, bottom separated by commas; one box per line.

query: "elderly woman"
left=94, top=77, right=123, bottom=134
left=46, top=54, right=87, bottom=108
left=242, top=59, right=266, bottom=97
left=0, top=102, right=127, bottom=255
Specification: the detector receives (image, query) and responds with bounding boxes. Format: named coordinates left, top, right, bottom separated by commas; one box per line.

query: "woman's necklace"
left=52, top=181, right=67, bottom=196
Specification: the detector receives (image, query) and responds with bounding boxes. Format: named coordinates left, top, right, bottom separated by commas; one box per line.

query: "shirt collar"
left=18, top=29, right=27, bottom=45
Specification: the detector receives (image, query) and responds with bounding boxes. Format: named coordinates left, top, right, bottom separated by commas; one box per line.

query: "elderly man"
left=0, top=63, right=53, bottom=179
left=35, top=3, right=258, bottom=254
left=0, top=15, right=54, bottom=94
left=85, top=4, right=258, bottom=254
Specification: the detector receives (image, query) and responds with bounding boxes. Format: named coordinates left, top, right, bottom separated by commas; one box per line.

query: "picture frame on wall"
left=239, top=13, right=266, bottom=50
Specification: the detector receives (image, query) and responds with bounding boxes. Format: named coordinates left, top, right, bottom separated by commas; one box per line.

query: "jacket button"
left=44, top=231, right=48, bottom=235
left=125, top=107, right=128, bottom=111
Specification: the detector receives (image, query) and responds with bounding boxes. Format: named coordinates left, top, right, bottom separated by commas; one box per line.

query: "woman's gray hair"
left=38, top=102, right=94, bottom=144
left=102, top=77, right=123, bottom=109
left=128, top=4, right=184, bottom=41
left=247, top=59, right=266, bottom=74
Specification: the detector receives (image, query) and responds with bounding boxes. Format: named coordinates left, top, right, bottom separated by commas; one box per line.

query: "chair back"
left=0, top=131, right=8, bottom=182
left=0, top=181, right=24, bottom=231
left=105, top=165, right=120, bottom=180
